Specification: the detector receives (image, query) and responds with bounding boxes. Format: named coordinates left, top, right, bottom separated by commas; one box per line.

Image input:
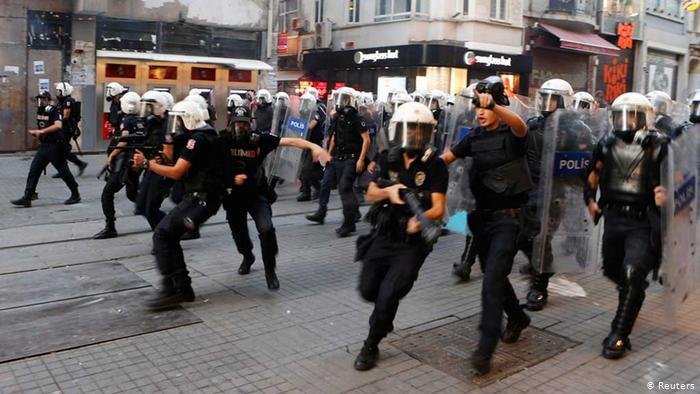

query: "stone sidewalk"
left=0, top=153, right=699, bottom=394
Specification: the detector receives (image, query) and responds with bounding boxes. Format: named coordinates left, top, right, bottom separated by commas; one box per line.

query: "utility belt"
left=602, top=202, right=649, bottom=220
left=473, top=207, right=521, bottom=220
left=334, top=152, right=358, bottom=161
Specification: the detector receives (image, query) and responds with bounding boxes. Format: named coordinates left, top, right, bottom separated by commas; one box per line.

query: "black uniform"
left=584, top=131, right=666, bottom=358
left=451, top=122, right=532, bottom=365
left=221, top=130, right=281, bottom=289
left=356, top=150, right=448, bottom=361
left=298, top=102, right=327, bottom=199
left=151, top=125, right=223, bottom=305
left=96, top=114, right=146, bottom=236
left=135, top=115, right=174, bottom=229
left=55, top=96, right=87, bottom=170
left=309, top=106, right=368, bottom=233
left=12, top=104, right=80, bottom=206
left=254, top=104, right=274, bottom=134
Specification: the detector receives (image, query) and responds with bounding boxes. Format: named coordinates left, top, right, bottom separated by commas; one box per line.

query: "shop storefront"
left=302, top=44, right=532, bottom=100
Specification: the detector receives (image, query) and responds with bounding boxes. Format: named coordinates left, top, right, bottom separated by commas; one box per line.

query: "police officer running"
left=306, top=87, right=371, bottom=237
left=93, top=91, right=146, bottom=239
left=584, top=92, right=668, bottom=359
left=222, top=106, right=330, bottom=290
left=53, top=82, right=88, bottom=177
left=440, top=76, right=531, bottom=375
left=11, top=91, right=81, bottom=207
left=133, top=100, right=224, bottom=310
left=353, top=102, right=448, bottom=371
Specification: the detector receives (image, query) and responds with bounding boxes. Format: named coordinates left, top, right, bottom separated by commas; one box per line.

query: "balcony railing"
left=548, top=0, right=596, bottom=17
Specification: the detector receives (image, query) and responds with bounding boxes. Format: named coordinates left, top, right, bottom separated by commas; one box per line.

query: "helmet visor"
left=140, top=101, right=155, bottom=118
left=336, top=92, right=354, bottom=108
left=612, top=107, right=646, bottom=133
left=388, top=121, right=434, bottom=150
left=166, top=111, right=187, bottom=134
left=572, top=98, right=592, bottom=112
left=537, top=91, right=565, bottom=113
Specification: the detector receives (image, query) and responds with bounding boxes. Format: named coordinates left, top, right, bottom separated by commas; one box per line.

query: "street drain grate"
left=392, top=314, right=580, bottom=387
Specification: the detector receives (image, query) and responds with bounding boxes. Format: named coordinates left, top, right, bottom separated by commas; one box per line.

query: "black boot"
left=51, top=173, right=63, bottom=179
left=502, top=313, right=531, bottom=343
left=238, top=254, right=255, bottom=275
left=260, top=230, right=280, bottom=290
left=353, top=341, right=379, bottom=371
left=335, top=222, right=356, bottom=238
left=526, top=273, right=550, bottom=311
left=305, top=208, right=326, bottom=224
left=180, top=228, right=200, bottom=240
left=77, top=161, right=88, bottom=177
left=93, top=218, right=117, bottom=239
left=470, top=350, right=492, bottom=375
left=146, top=275, right=194, bottom=311
left=603, top=284, right=645, bottom=359
left=10, top=193, right=32, bottom=208
left=296, top=192, right=311, bottom=202
left=64, top=190, right=81, bottom=205
left=264, top=268, right=279, bottom=290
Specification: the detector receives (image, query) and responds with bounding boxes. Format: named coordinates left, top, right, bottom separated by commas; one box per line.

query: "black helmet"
left=231, top=106, right=252, bottom=123
left=475, top=76, right=509, bottom=106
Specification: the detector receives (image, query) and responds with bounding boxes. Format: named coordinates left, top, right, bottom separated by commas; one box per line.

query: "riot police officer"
left=11, top=91, right=81, bottom=207
left=253, top=89, right=274, bottom=133
left=646, top=90, right=690, bottom=139
left=583, top=92, right=668, bottom=359
left=189, top=88, right=217, bottom=125
left=133, top=100, right=224, bottom=310
left=226, top=93, right=245, bottom=126
left=306, top=87, right=371, bottom=237
left=53, top=82, right=88, bottom=177
left=518, top=78, right=574, bottom=311
left=441, top=76, right=531, bottom=375
left=106, top=82, right=127, bottom=135
left=353, top=102, right=448, bottom=371
left=222, top=107, right=330, bottom=290
left=297, top=88, right=327, bottom=201
left=134, top=91, right=174, bottom=230
left=93, top=91, right=146, bottom=239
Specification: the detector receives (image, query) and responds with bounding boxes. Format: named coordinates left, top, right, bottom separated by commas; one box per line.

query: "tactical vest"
left=599, top=134, right=664, bottom=207
left=471, top=127, right=533, bottom=197
left=182, top=127, right=224, bottom=194
left=334, top=107, right=363, bottom=155
left=525, top=115, right=546, bottom=186
left=145, top=115, right=165, bottom=147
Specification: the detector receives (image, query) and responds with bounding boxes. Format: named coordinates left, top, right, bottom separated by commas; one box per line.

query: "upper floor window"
left=490, top=0, right=507, bottom=21
left=416, top=0, right=429, bottom=15
left=315, top=0, right=324, bottom=23
left=348, top=0, right=361, bottom=23
left=279, top=0, right=299, bottom=32
left=375, top=0, right=411, bottom=21
left=647, top=0, right=684, bottom=19
left=462, top=0, right=470, bottom=15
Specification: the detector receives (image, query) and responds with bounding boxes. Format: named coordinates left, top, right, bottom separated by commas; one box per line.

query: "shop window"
left=279, top=0, right=298, bottom=32
left=416, top=0, right=430, bottom=15
left=348, top=0, right=361, bottom=23
left=161, top=23, right=209, bottom=56
left=315, top=0, right=325, bottom=23
left=490, top=0, right=507, bottom=21
left=105, top=63, right=137, bottom=79
left=191, top=67, right=216, bottom=81
left=229, top=70, right=252, bottom=83
left=375, top=0, right=411, bottom=21
left=149, top=65, right=177, bottom=80
left=27, top=11, right=71, bottom=50
left=462, top=0, right=470, bottom=15
left=646, top=0, right=683, bottom=19
left=97, top=17, right=157, bottom=52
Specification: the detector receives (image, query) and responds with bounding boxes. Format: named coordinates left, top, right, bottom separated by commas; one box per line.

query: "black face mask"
left=234, top=125, right=251, bottom=143
left=613, top=130, right=635, bottom=143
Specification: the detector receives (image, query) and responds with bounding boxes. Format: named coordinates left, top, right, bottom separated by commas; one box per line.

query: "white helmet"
left=140, top=90, right=168, bottom=117
left=690, top=89, right=700, bottom=123
left=188, top=88, right=201, bottom=96
left=274, top=91, right=290, bottom=104
left=427, top=90, right=445, bottom=110
left=572, top=91, right=597, bottom=112
left=106, top=82, right=126, bottom=97
left=446, top=95, right=455, bottom=106
left=610, top=92, right=654, bottom=138
left=388, top=102, right=436, bottom=151
left=645, top=90, right=672, bottom=116
left=305, top=86, right=319, bottom=101
left=335, top=86, right=356, bottom=109
left=256, top=89, right=272, bottom=104
left=537, top=78, right=573, bottom=113
left=390, top=91, right=412, bottom=113
left=227, top=94, right=244, bottom=109
left=120, top=91, right=141, bottom=115
left=160, top=91, right=175, bottom=111
left=184, top=94, right=210, bottom=121
left=300, top=93, right=317, bottom=113
left=168, top=100, right=207, bottom=132
left=55, top=82, right=74, bottom=97
left=410, top=91, right=427, bottom=105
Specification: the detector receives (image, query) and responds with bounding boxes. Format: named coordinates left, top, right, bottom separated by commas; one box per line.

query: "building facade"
left=0, top=0, right=273, bottom=152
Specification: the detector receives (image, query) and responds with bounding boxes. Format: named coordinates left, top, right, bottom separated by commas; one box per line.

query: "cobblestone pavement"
left=1, top=153, right=699, bottom=394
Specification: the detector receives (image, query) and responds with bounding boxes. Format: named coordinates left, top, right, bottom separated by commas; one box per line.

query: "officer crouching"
left=353, top=102, right=448, bottom=371
left=441, top=76, right=532, bottom=375
left=133, top=100, right=224, bottom=310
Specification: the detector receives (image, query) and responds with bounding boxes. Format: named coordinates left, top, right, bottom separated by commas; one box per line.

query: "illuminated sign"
left=464, top=51, right=512, bottom=67
left=683, top=0, right=700, bottom=12
left=353, top=49, right=399, bottom=64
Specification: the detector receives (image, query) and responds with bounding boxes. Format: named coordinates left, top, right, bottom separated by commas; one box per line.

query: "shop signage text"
left=353, top=49, right=400, bottom=64
left=616, top=22, right=634, bottom=50
left=683, top=0, right=700, bottom=12
left=464, top=51, right=512, bottom=67
left=602, top=56, right=629, bottom=103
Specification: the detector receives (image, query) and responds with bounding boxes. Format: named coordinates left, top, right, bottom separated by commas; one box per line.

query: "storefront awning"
left=538, top=23, right=620, bottom=56
left=275, top=70, right=304, bottom=81
left=96, top=50, right=273, bottom=71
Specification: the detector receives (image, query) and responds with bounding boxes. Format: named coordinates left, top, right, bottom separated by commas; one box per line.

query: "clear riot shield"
left=659, top=128, right=698, bottom=319
left=435, top=104, right=452, bottom=153
left=510, top=94, right=538, bottom=122
left=375, top=102, right=391, bottom=155
left=268, top=95, right=316, bottom=183
left=443, top=94, right=478, bottom=235
left=270, top=98, right=289, bottom=137
left=365, top=102, right=384, bottom=159
left=531, top=109, right=609, bottom=274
